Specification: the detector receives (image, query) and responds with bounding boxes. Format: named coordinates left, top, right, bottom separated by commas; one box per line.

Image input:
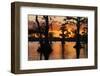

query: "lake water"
left=28, top=41, right=87, bottom=60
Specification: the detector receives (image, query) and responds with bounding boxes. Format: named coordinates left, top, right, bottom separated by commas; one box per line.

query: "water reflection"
left=28, top=41, right=87, bottom=60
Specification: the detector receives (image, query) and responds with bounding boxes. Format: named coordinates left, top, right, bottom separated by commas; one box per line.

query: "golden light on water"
left=28, top=42, right=87, bottom=60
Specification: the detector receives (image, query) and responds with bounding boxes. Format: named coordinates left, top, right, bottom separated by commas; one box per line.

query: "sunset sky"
left=28, top=15, right=88, bottom=38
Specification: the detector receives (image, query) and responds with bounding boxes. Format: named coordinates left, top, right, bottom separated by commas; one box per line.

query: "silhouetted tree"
left=80, top=19, right=88, bottom=57
left=60, top=23, right=67, bottom=59
left=37, top=16, right=52, bottom=60
left=73, top=17, right=83, bottom=58
left=36, top=15, right=43, bottom=60
left=43, top=16, right=53, bottom=60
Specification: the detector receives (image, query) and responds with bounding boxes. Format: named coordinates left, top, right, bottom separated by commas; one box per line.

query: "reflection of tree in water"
left=37, top=42, right=52, bottom=60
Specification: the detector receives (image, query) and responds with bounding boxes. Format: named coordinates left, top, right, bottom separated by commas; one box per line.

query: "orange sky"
left=28, top=15, right=88, bottom=38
